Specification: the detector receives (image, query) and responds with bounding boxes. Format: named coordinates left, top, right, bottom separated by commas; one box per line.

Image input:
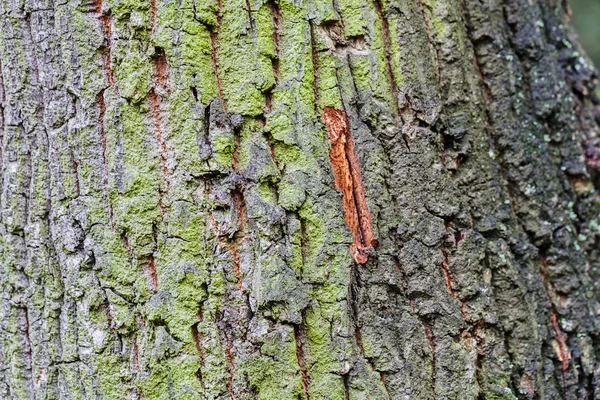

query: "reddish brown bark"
left=323, top=107, right=377, bottom=264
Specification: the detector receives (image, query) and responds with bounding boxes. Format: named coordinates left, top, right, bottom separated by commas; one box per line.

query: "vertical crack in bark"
left=230, top=175, right=246, bottom=290
left=133, top=336, right=140, bottom=372
left=210, top=0, right=226, bottom=112
left=224, top=329, right=235, bottom=400
left=244, top=0, right=254, bottom=30
left=96, top=0, right=115, bottom=224
left=550, top=310, right=569, bottom=392
left=71, top=152, right=81, bottom=197
left=23, top=307, right=34, bottom=396
left=379, top=373, right=392, bottom=400
left=145, top=254, right=159, bottom=293
left=372, top=0, right=398, bottom=110
left=354, top=325, right=391, bottom=398
left=102, top=299, right=115, bottom=332
left=191, top=303, right=207, bottom=394
left=97, top=1, right=115, bottom=87
left=148, top=225, right=160, bottom=293
left=213, top=310, right=236, bottom=400
left=261, top=0, right=281, bottom=191
left=268, top=0, right=281, bottom=81
left=322, top=107, right=376, bottom=264
left=263, top=0, right=280, bottom=115
left=148, top=85, right=168, bottom=304
left=232, top=132, right=240, bottom=171
left=133, top=338, right=145, bottom=399
left=410, top=299, right=436, bottom=396
left=540, top=255, right=570, bottom=397
left=309, top=22, right=319, bottom=112
left=230, top=242, right=243, bottom=291
left=440, top=250, right=455, bottom=297
left=299, top=216, right=307, bottom=269
left=150, top=47, right=171, bottom=189
left=350, top=265, right=391, bottom=398
left=150, top=0, right=157, bottom=33
left=293, top=324, right=311, bottom=400
left=415, top=0, right=440, bottom=84
left=149, top=90, right=170, bottom=191
left=416, top=0, right=432, bottom=41
left=96, top=91, right=113, bottom=224
left=264, top=133, right=278, bottom=169
left=153, top=48, right=169, bottom=92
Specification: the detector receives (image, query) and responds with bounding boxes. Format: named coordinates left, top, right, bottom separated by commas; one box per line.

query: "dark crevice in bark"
left=415, top=0, right=441, bottom=85
left=410, top=299, right=437, bottom=396
left=98, top=7, right=115, bottom=88
left=230, top=178, right=246, bottom=290
left=293, top=324, right=310, bottom=400
left=210, top=0, right=226, bottom=112
left=268, top=0, right=281, bottom=81
left=23, top=307, right=34, bottom=396
left=372, top=0, right=398, bottom=113
left=379, top=373, right=392, bottom=400
left=96, top=1, right=116, bottom=226
left=299, top=216, right=307, bottom=270
left=244, top=0, right=254, bottom=30
left=349, top=263, right=392, bottom=398
left=439, top=249, right=455, bottom=297
left=153, top=48, right=169, bottom=93
left=540, top=254, right=570, bottom=398
left=191, top=302, right=207, bottom=395
left=230, top=241, right=243, bottom=291
left=342, top=372, right=350, bottom=400
left=132, top=336, right=142, bottom=397
left=263, top=133, right=278, bottom=170
left=214, top=310, right=236, bottom=400
left=442, top=221, right=486, bottom=396
left=96, top=91, right=114, bottom=225
left=149, top=90, right=170, bottom=192
left=309, top=22, right=319, bottom=113
left=144, top=254, right=159, bottom=293
left=150, top=0, right=157, bottom=33
left=70, top=151, right=81, bottom=197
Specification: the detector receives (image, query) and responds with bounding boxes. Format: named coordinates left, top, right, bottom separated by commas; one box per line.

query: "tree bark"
left=0, top=0, right=599, bottom=398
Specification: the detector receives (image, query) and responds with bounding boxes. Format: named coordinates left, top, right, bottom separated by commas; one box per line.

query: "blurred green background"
left=571, top=0, right=600, bottom=68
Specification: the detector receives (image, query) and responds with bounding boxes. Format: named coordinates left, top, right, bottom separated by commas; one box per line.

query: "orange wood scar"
left=323, top=106, right=377, bottom=264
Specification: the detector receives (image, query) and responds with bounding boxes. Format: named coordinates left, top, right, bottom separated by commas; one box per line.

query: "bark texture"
left=0, top=0, right=599, bottom=398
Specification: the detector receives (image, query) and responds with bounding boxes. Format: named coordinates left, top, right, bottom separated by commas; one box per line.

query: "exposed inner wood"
left=323, top=106, right=377, bottom=264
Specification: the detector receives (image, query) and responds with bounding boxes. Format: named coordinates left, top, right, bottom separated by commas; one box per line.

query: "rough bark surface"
left=0, top=0, right=599, bottom=398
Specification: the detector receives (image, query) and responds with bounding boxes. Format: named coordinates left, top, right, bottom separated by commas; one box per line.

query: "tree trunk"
left=1, top=0, right=599, bottom=397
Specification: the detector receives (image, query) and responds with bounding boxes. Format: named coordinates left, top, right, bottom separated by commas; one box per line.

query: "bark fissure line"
left=210, top=0, right=226, bottom=112
left=323, top=107, right=376, bottom=264
left=191, top=303, right=207, bottom=394
left=150, top=89, right=170, bottom=190
left=540, top=256, right=571, bottom=374
left=150, top=46, right=171, bottom=192
left=372, top=0, right=398, bottom=110
left=96, top=0, right=116, bottom=224
left=293, top=324, right=311, bottom=400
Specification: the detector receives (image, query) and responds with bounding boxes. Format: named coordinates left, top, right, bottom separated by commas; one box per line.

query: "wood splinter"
left=323, top=106, right=377, bottom=264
